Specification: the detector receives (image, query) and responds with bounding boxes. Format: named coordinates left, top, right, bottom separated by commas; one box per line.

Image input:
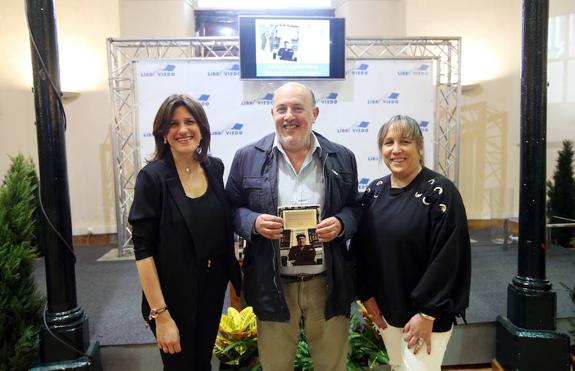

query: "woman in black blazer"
left=129, top=94, right=241, bottom=370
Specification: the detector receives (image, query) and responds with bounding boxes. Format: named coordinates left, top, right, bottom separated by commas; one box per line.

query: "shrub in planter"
left=0, top=154, right=45, bottom=370
left=546, top=139, right=575, bottom=247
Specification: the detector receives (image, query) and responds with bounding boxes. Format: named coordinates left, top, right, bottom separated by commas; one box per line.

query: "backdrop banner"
left=134, top=59, right=435, bottom=189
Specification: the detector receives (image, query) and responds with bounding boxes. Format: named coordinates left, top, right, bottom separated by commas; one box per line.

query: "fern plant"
left=0, top=154, right=45, bottom=371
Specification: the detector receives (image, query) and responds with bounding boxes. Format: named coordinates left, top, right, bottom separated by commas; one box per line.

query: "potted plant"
left=214, top=306, right=260, bottom=370
left=214, top=302, right=390, bottom=370
left=546, top=139, right=575, bottom=248
left=0, top=154, right=45, bottom=370
left=347, top=302, right=389, bottom=370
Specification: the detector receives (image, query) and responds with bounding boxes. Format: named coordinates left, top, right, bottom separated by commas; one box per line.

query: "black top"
left=128, top=154, right=241, bottom=326
left=186, top=184, right=227, bottom=259
left=352, top=167, right=471, bottom=332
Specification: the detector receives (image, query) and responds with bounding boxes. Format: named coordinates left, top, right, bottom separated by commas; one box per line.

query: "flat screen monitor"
left=239, top=16, right=346, bottom=80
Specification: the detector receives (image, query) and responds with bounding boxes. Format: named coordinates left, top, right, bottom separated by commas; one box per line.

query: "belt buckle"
left=281, top=274, right=311, bottom=283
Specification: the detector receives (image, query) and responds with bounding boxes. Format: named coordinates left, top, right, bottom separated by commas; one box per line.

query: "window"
left=548, top=14, right=575, bottom=103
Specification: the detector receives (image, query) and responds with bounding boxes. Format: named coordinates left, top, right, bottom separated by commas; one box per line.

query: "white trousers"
left=378, top=324, right=452, bottom=371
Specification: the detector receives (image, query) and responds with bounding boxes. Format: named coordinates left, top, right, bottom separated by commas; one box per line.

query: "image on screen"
left=254, top=18, right=331, bottom=78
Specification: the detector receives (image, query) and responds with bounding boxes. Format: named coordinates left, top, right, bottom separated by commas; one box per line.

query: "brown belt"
left=280, top=272, right=326, bottom=283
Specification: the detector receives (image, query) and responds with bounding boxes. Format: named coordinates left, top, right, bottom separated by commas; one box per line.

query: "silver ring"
left=417, top=338, right=424, bottom=347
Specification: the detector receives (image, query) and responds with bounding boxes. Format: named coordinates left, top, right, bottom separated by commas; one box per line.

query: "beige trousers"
left=257, top=275, right=349, bottom=371
left=378, top=324, right=452, bottom=371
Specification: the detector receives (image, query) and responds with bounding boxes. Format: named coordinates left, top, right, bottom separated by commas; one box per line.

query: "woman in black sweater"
left=129, top=95, right=241, bottom=370
left=353, top=115, right=471, bottom=370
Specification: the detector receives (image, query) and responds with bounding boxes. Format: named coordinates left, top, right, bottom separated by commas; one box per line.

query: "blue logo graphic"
left=358, top=177, right=370, bottom=191
left=208, top=63, right=241, bottom=77
left=318, top=92, right=338, bottom=105
left=367, top=92, right=400, bottom=105
left=197, top=94, right=210, bottom=106
left=337, top=121, right=370, bottom=134
left=397, top=64, right=430, bottom=76
left=140, top=64, right=177, bottom=77
left=419, top=120, right=430, bottom=132
left=367, top=154, right=380, bottom=162
left=212, top=122, right=244, bottom=136
left=143, top=131, right=153, bottom=138
left=346, top=63, right=369, bottom=76
left=241, top=92, right=274, bottom=106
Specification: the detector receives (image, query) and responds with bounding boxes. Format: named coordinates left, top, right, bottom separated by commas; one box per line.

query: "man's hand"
left=255, top=214, right=284, bottom=240
left=316, top=217, right=342, bottom=243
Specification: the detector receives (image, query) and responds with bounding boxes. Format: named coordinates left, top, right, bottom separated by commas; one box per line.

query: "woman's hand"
left=363, top=297, right=388, bottom=330
left=155, top=311, right=181, bottom=354
left=402, top=313, right=433, bottom=355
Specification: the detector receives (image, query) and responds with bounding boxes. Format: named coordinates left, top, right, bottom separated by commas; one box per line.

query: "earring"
left=163, top=137, right=167, bottom=144
left=196, top=146, right=203, bottom=155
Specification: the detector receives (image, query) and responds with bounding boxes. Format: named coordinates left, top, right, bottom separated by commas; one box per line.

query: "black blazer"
left=128, top=153, right=241, bottom=326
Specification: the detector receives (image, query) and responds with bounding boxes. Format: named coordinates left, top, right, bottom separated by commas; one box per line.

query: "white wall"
left=120, top=0, right=195, bottom=38
left=405, top=0, right=524, bottom=220
left=0, top=0, right=121, bottom=235
left=0, top=1, right=41, bottom=180
left=334, top=0, right=406, bottom=37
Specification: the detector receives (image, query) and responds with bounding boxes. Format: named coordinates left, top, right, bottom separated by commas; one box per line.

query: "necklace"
left=175, top=157, right=198, bottom=175
left=182, top=164, right=200, bottom=175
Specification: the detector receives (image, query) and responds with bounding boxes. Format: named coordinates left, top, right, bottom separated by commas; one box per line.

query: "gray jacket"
left=226, top=132, right=360, bottom=322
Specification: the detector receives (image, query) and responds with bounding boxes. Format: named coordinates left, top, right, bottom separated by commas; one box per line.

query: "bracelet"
left=148, top=305, right=168, bottom=321
left=418, top=312, right=436, bottom=321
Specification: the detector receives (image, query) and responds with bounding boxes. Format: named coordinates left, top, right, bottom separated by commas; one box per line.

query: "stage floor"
left=33, top=228, right=575, bottom=346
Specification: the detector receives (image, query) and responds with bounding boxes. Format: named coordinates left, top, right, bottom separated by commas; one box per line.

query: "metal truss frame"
left=107, top=36, right=461, bottom=256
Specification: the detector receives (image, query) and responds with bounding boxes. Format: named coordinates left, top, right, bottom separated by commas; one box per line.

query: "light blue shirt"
left=274, top=132, right=325, bottom=211
left=274, top=132, right=326, bottom=275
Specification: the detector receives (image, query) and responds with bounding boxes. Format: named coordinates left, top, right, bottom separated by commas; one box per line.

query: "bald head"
left=270, top=82, right=319, bottom=153
left=272, top=82, right=316, bottom=108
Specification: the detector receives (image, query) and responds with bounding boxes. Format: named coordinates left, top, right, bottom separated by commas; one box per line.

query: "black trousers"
left=149, top=259, right=228, bottom=371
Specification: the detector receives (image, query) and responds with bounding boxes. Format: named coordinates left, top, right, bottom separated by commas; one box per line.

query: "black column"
left=27, top=1, right=100, bottom=369
left=495, top=1, right=569, bottom=369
